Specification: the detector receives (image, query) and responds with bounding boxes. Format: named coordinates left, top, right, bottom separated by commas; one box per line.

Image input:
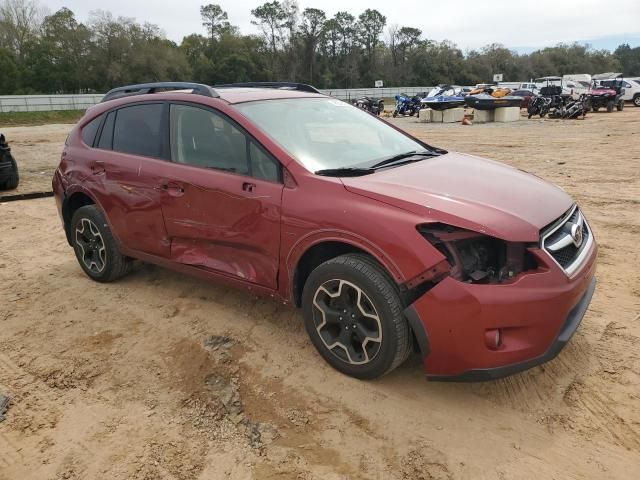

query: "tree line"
left=0, top=0, right=639, bottom=95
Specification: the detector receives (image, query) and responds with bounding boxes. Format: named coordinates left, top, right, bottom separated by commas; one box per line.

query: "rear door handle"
left=242, top=182, right=256, bottom=193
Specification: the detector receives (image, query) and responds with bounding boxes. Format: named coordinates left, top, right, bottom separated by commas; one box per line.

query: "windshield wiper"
left=315, top=167, right=374, bottom=177
left=370, top=150, right=441, bottom=170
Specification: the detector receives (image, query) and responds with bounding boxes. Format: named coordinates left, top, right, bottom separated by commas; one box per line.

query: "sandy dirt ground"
left=0, top=109, right=639, bottom=479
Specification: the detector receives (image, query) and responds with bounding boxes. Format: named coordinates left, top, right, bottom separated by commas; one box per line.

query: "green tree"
left=299, top=7, right=325, bottom=83
left=357, top=9, right=386, bottom=85
left=200, top=4, right=229, bottom=45
left=0, top=0, right=45, bottom=61
left=615, top=44, right=640, bottom=76
left=0, top=45, right=18, bottom=92
left=251, top=1, right=287, bottom=77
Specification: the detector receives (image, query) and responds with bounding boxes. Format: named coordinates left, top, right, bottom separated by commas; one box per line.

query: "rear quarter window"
left=81, top=115, right=103, bottom=147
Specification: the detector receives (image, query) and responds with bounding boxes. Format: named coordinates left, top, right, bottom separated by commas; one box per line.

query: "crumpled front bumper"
left=405, top=244, right=597, bottom=381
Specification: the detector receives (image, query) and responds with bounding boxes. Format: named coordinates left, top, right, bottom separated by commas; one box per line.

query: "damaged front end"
left=417, top=223, right=538, bottom=284
left=404, top=222, right=597, bottom=380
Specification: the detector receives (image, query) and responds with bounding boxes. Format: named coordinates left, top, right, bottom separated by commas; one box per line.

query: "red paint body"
left=53, top=88, right=597, bottom=378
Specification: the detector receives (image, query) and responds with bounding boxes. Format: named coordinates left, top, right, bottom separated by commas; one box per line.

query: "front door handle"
left=158, top=181, right=185, bottom=197
left=242, top=182, right=256, bottom=193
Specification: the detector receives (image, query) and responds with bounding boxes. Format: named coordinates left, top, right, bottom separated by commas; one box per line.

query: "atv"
left=589, top=73, right=625, bottom=112
left=0, top=133, right=19, bottom=190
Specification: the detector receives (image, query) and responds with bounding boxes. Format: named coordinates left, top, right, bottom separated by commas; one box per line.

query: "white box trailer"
left=498, top=82, right=538, bottom=92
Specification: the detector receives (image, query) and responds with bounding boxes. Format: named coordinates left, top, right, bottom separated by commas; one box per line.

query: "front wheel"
left=71, top=205, right=131, bottom=283
left=302, top=254, right=411, bottom=379
left=634, top=95, right=640, bottom=107
left=392, top=110, right=398, bottom=118
left=617, top=100, right=624, bottom=111
left=607, top=100, right=614, bottom=112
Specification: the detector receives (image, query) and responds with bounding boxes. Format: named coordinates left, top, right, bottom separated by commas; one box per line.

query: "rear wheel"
left=634, top=95, right=640, bottom=107
left=592, top=106, right=599, bottom=112
left=302, top=254, right=411, bottom=379
left=617, top=100, right=624, bottom=111
left=607, top=100, right=614, bottom=112
left=71, top=205, right=131, bottom=283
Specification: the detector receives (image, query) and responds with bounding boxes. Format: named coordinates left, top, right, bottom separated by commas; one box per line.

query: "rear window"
left=81, top=115, right=103, bottom=147
left=112, top=104, right=164, bottom=158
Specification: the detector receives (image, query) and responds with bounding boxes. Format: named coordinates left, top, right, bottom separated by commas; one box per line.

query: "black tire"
left=70, top=205, right=130, bottom=283
left=617, top=100, right=624, bottom=111
left=0, top=156, right=19, bottom=190
left=634, top=95, right=640, bottom=107
left=607, top=100, right=614, bottom=113
left=592, top=106, right=599, bottom=112
left=301, top=254, right=411, bottom=380
left=392, top=111, right=398, bottom=118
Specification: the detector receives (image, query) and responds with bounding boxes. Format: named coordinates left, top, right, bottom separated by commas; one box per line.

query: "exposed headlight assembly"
left=417, top=223, right=538, bottom=284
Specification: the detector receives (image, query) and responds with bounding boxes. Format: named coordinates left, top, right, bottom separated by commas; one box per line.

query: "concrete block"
left=494, top=106, right=520, bottom=123
left=430, top=107, right=465, bottom=123
left=473, top=110, right=495, bottom=123
left=418, top=108, right=431, bottom=122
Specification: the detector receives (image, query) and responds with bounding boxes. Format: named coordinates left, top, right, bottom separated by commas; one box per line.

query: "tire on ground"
left=301, top=253, right=411, bottom=380
left=70, top=205, right=131, bottom=283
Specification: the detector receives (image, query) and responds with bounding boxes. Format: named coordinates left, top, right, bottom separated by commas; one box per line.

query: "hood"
left=341, top=152, right=573, bottom=242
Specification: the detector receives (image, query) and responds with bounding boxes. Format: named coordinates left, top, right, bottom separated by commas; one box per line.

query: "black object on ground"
left=0, top=392, right=10, bottom=422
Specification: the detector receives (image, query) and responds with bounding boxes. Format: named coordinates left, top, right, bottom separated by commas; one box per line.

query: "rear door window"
left=112, top=104, right=164, bottom=158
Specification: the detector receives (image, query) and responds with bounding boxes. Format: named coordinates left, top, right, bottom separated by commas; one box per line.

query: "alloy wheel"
left=75, top=218, right=106, bottom=273
left=312, top=279, right=382, bottom=365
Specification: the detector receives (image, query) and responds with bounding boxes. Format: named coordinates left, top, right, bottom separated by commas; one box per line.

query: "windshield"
left=236, top=98, right=429, bottom=172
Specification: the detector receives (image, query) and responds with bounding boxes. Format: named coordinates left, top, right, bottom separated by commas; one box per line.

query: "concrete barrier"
left=495, top=107, right=520, bottom=123
left=418, top=108, right=432, bottom=122
left=473, top=110, right=495, bottom=123
left=430, top=108, right=465, bottom=123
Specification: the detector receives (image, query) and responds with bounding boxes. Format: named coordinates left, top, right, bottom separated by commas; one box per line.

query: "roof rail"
left=213, top=82, right=321, bottom=94
left=101, top=82, right=219, bottom=102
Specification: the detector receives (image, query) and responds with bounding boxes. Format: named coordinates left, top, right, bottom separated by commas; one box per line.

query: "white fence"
left=319, top=87, right=433, bottom=100
left=0, top=94, right=103, bottom=113
left=0, top=87, right=435, bottom=113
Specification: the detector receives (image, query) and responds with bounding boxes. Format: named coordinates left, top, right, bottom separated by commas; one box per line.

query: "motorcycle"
left=550, top=94, right=590, bottom=119
left=354, top=96, right=384, bottom=116
left=393, top=93, right=421, bottom=117
left=527, top=96, right=551, bottom=118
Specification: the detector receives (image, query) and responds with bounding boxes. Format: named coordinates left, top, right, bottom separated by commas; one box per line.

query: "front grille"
left=541, top=206, right=592, bottom=274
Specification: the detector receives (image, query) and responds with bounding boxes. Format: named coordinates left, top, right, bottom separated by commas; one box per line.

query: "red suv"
left=53, top=82, right=597, bottom=381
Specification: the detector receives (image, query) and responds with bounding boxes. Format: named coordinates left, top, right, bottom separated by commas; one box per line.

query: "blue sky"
left=42, top=0, right=640, bottom=52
